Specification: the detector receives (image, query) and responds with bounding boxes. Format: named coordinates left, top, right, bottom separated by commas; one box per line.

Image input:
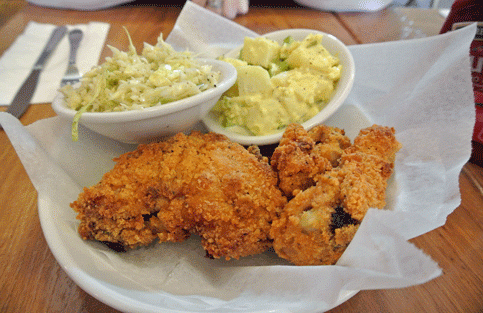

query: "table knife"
left=7, top=25, right=67, bottom=119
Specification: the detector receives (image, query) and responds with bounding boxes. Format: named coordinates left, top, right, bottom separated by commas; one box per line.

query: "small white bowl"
left=52, top=58, right=237, bottom=144
left=202, top=29, right=355, bottom=146
left=293, top=0, right=392, bottom=12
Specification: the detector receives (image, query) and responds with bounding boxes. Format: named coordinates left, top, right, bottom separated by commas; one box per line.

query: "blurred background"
left=0, top=0, right=456, bottom=31
left=393, top=0, right=454, bottom=8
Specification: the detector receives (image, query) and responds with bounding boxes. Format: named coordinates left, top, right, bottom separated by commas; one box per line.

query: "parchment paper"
left=0, top=2, right=477, bottom=312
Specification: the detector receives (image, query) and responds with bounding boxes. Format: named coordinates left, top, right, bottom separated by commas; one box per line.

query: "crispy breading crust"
left=271, top=124, right=351, bottom=198
left=71, top=131, right=287, bottom=260
left=72, top=124, right=401, bottom=265
left=270, top=124, right=401, bottom=265
left=270, top=175, right=360, bottom=265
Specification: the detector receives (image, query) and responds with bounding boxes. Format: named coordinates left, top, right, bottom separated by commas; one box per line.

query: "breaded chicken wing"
left=71, top=131, right=287, bottom=260
left=270, top=175, right=360, bottom=265
left=271, top=125, right=401, bottom=265
left=271, top=124, right=351, bottom=197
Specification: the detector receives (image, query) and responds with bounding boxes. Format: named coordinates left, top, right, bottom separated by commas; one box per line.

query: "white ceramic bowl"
left=202, top=29, right=355, bottom=146
left=293, top=0, right=392, bottom=12
left=52, top=58, right=237, bottom=144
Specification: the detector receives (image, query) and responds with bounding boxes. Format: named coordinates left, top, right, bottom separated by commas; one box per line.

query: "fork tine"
left=60, top=75, right=81, bottom=87
left=61, top=29, right=83, bottom=88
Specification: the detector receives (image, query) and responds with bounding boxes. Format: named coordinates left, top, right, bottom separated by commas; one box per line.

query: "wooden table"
left=1, top=2, right=482, bottom=312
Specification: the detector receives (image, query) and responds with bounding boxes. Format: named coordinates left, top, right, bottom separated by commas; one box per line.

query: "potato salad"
left=211, top=34, right=341, bottom=136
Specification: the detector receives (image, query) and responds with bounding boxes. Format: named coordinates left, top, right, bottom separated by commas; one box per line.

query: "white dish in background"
left=294, top=0, right=392, bottom=12
left=202, top=29, right=355, bottom=146
left=52, top=58, right=237, bottom=144
left=27, top=0, right=135, bottom=11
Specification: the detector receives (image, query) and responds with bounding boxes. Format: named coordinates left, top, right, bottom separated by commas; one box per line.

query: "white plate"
left=36, top=102, right=369, bottom=312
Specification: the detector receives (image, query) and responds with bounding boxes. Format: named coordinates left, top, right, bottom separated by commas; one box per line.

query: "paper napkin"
left=0, top=21, right=110, bottom=106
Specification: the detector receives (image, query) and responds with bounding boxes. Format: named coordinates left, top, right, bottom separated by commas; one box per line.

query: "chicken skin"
left=270, top=124, right=351, bottom=198
left=71, top=123, right=401, bottom=266
left=71, top=131, right=287, bottom=260
left=270, top=124, right=401, bottom=265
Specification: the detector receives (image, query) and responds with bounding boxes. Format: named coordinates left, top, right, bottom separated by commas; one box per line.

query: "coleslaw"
left=60, top=29, right=221, bottom=141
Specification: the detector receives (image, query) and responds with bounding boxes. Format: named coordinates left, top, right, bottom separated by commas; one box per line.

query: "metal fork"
left=60, top=29, right=83, bottom=87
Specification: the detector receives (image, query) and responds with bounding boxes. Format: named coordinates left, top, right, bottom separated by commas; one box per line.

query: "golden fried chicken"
left=270, top=124, right=351, bottom=198
left=71, top=131, right=287, bottom=260
left=270, top=175, right=360, bottom=265
left=271, top=124, right=401, bottom=265
left=336, top=125, right=401, bottom=220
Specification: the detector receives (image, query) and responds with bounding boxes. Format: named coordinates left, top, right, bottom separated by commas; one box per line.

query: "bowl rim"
left=52, top=58, right=237, bottom=124
left=293, top=0, right=393, bottom=12
left=202, top=28, right=355, bottom=146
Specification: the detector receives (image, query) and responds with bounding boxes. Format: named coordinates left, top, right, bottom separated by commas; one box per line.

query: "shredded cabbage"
left=61, top=28, right=221, bottom=141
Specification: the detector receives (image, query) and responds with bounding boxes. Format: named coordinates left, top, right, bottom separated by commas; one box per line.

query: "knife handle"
left=34, top=25, right=67, bottom=69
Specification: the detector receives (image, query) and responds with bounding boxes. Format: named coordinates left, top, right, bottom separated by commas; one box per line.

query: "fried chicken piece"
left=271, top=123, right=351, bottom=198
left=336, top=125, right=402, bottom=220
left=270, top=175, right=360, bottom=265
left=71, top=131, right=287, bottom=260
left=344, top=124, right=402, bottom=164
left=271, top=125, right=401, bottom=265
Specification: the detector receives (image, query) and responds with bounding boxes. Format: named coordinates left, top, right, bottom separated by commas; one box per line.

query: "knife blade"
left=7, top=25, right=67, bottom=119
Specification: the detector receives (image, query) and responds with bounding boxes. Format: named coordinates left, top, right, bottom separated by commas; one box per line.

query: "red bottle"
left=440, top=0, right=483, bottom=166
